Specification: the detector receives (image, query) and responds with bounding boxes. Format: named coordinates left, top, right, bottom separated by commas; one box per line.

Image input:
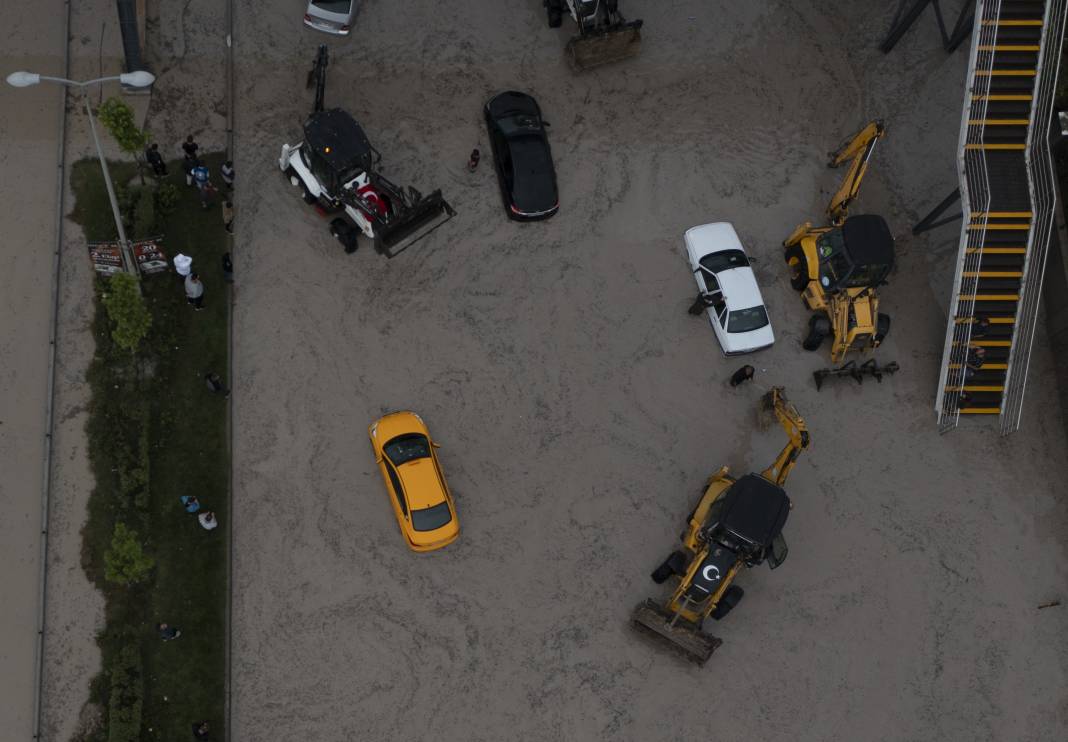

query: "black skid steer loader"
left=544, top=0, right=643, bottom=71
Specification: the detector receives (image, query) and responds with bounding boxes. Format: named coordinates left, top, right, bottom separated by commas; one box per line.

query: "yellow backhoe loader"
left=783, top=121, right=895, bottom=362
left=631, top=388, right=809, bottom=665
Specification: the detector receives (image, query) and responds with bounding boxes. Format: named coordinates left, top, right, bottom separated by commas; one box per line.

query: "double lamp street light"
left=6, top=69, right=156, bottom=275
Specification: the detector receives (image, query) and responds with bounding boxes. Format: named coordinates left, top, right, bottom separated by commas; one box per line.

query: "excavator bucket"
left=372, top=187, right=456, bottom=259
left=630, top=599, right=722, bottom=666
left=565, top=20, right=643, bottom=72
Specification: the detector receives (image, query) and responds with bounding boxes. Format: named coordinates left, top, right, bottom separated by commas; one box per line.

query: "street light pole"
left=82, top=91, right=132, bottom=271
left=6, top=70, right=155, bottom=277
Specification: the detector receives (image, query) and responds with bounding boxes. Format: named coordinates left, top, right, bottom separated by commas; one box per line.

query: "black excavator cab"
left=301, top=109, right=376, bottom=198
left=701, top=474, right=791, bottom=569
left=816, top=215, right=895, bottom=294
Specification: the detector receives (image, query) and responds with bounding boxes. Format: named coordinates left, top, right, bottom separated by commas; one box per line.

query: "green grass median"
left=72, top=155, right=230, bottom=742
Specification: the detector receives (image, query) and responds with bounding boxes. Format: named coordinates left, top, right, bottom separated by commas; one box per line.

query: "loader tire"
left=874, top=313, right=891, bottom=345
left=302, top=186, right=317, bottom=205
left=651, top=551, right=688, bottom=584
left=802, top=314, right=831, bottom=351
left=546, top=0, right=563, bottom=27
left=784, top=246, right=807, bottom=291
left=711, top=585, right=744, bottom=621
left=330, top=219, right=358, bottom=254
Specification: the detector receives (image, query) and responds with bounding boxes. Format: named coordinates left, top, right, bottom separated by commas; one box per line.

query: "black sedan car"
left=484, top=91, right=559, bottom=220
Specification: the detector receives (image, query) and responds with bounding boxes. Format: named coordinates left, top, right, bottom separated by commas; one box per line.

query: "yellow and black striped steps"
left=951, top=212, right=1031, bottom=413
left=969, top=3, right=1042, bottom=152
left=945, top=0, right=1048, bottom=419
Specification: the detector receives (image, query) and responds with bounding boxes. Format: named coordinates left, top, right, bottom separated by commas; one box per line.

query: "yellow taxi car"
left=368, top=411, right=459, bottom=552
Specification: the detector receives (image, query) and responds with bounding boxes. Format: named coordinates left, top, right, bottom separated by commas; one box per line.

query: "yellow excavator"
left=631, top=387, right=809, bottom=665
left=783, top=121, right=895, bottom=362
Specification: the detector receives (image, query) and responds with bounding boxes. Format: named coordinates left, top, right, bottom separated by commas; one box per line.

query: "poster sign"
left=132, top=237, right=168, bottom=274
left=87, top=237, right=168, bottom=276
left=87, top=241, right=125, bottom=276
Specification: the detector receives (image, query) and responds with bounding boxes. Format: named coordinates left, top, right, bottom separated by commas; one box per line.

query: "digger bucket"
left=565, top=20, right=643, bottom=72
left=374, top=190, right=456, bottom=259
left=630, top=599, right=722, bottom=666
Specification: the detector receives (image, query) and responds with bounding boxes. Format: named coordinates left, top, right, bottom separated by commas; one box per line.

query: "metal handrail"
left=936, top=0, right=1000, bottom=430
left=999, top=0, right=1068, bottom=433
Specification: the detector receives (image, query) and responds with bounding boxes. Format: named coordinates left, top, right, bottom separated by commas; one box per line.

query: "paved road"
left=0, top=2, right=66, bottom=738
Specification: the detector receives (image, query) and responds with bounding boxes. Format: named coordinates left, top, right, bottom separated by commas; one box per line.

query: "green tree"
left=96, top=97, right=149, bottom=183
left=106, top=643, right=143, bottom=742
left=103, top=522, right=155, bottom=586
left=101, top=273, right=151, bottom=353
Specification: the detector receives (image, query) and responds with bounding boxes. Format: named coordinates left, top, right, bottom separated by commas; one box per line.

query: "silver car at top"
left=304, top=0, right=355, bottom=35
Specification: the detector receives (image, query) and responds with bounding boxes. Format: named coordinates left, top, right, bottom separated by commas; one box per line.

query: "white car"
left=304, top=0, right=355, bottom=35
left=684, top=222, right=775, bottom=355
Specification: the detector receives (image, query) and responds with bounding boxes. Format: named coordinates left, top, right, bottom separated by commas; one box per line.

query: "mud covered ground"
left=229, top=2, right=1068, bottom=740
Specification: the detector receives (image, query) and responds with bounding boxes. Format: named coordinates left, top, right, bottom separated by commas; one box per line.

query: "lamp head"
left=6, top=71, right=41, bottom=88
left=119, top=71, right=155, bottom=88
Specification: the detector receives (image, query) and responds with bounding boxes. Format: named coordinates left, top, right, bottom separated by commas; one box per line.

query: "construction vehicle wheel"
left=302, top=186, right=317, bottom=205
left=651, top=551, right=688, bottom=584
left=546, top=0, right=563, bottom=27
left=711, top=585, right=744, bottom=621
left=330, top=219, right=358, bottom=254
left=802, top=314, right=831, bottom=351
left=784, top=247, right=807, bottom=291
left=875, top=313, right=891, bottom=344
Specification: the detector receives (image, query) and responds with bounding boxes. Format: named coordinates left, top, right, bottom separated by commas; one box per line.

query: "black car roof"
left=303, top=108, right=372, bottom=174
left=842, top=215, right=895, bottom=268
left=720, top=474, right=790, bottom=547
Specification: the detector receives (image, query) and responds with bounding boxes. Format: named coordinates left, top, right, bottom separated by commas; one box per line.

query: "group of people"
left=144, top=135, right=236, bottom=220
left=180, top=494, right=220, bottom=530
left=172, top=250, right=233, bottom=310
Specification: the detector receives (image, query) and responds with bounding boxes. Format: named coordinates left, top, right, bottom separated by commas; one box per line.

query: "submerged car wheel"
left=802, top=314, right=831, bottom=351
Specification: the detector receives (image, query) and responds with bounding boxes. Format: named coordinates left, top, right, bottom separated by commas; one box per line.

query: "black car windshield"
left=509, top=136, right=553, bottom=174
left=699, top=249, right=749, bottom=274
left=727, top=306, right=770, bottom=334
left=383, top=434, right=431, bottom=466
left=311, top=0, right=352, bottom=11
left=411, top=502, right=452, bottom=532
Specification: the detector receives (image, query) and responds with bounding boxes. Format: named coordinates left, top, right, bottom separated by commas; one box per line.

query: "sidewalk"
left=0, top=2, right=69, bottom=739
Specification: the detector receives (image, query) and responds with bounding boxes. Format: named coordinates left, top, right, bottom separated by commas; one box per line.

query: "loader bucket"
left=374, top=190, right=456, bottom=258
left=565, top=20, right=643, bottom=72
left=630, top=599, right=722, bottom=666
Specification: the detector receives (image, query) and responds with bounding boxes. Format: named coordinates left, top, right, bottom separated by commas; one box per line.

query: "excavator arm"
left=759, top=387, right=809, bottom=487
left=825, top=120, right=885, bottom=226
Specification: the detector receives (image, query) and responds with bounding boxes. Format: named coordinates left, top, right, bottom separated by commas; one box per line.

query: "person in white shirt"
left=198, top=511, right=218, bottom=530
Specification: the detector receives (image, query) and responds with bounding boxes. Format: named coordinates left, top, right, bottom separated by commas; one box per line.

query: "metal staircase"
left=936, top=0, right=1067, bottom=434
